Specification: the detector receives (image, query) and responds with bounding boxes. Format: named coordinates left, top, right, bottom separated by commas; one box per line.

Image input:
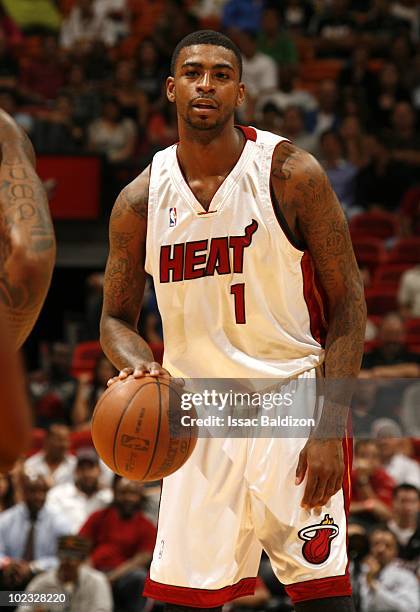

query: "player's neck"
left=177, top=123, right=245, bottom=179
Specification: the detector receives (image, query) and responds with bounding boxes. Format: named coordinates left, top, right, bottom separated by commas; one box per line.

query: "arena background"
left=0, top=1, right=419, bottom=611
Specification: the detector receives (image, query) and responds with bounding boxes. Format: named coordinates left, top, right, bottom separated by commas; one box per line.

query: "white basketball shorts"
left=143, top=368, right=352, bottom=607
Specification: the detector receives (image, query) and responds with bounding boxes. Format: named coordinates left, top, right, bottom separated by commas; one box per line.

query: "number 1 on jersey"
left=230, top=283, right=246, bottom=324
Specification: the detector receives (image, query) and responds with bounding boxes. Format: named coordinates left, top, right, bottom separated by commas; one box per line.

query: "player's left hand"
left=295, top=438, right=344, bottom=510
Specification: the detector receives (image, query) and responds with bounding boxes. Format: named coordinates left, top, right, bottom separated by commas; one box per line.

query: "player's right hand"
left=107, top=363, right=170, bottom=386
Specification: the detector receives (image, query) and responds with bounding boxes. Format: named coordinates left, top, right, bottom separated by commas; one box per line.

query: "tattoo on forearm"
left=271, top=144, right=367, bottom=436
left=0, top=144, right=55, bottom=346
left=101, top=171, right=154, bottom=369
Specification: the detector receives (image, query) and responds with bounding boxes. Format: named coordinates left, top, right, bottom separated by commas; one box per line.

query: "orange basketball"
left=91, top=376, right=197, bottom=481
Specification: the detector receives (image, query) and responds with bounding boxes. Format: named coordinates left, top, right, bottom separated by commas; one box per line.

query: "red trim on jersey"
left=301, top=251, right=328, bottom=347
left=143, top=576, right=257, bottom=608
left=286, top=433, right=353, bottom=604
left=237, top=125, right=257, bottom=141
left=285, top=574, right=352, bottom=604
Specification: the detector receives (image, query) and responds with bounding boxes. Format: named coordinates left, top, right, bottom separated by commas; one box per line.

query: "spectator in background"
left=109, top=60, right=148, bottom=127
left=388, top=484, right=420, bottom=568
left=350, top=440, right=394, bottom=529
left=374, top=419, right=420, bottom=488
left=359, top=528, right=419, bottom=612
left=31, top=94, right=84, bottom=154
left=311, top=0, right=357, bottom=59
left=222, top=0, right=263, bottom=32
left=339, top=116, right=369, bottom=168
left=19, top=35, right=65, bottom=102
left=146, top=97, right=178, bottom=151
left=255, top=101, right=283, bottom=136
left=60, top=0, right=119, bottom=52
left=235, top=29, right=277, bottom=122
left=256, top=65, right=318, bottom=121
left=61, top=64, right=102, bottom=129
left=410, top=52, right=420, bottom=110
left=257, top=7, right=298, bottom=67
left=280, top=0, right=314, bottom=35
left=361, top=313, right=420, bottom=378
left=47, top=448, right=112, bottom=533
left=354, top=132, right=412, bottom=211
left=387, top=101, right=420, bottom=171
left=319, top=129, right=357, bottom=214
left=0, top=475, right=70, bottom=591
left=399, top=265, right=420, bottom=318
left=135, top=38, right=167, bottom=105
left=18, top=535, right=113, bottom=612
left=351, top=381, right=378, bottom=439
left=80, top=477, right=156, bottom=612
left=25, top=425, right=76, bottom=488
left=29, top=343, right=78, bottom=428
left=280, top=106, right=317, bottom=155
left=389, top=34, right=415, bottom=87
left=308, top=79, right=339, bottom=137
left=88, top=97, right=137, bottom=164
left=367, top=62, right=410, bottom=130
left=361, top=0, right=410, bottom=57
left=338, top=45, right=372, bottom=100
left=72, top=355, right=117, bottom=430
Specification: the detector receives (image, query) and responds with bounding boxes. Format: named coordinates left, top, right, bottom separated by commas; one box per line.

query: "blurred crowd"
left=0, top=0, right=419, bottom=610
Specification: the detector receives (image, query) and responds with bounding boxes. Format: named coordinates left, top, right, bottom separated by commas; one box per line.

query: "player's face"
left=167, top=45, right=245, bottom=133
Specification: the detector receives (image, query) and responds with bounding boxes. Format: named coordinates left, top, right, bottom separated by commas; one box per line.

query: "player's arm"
left=0, top=110, right=56, bottom=349
left=100, top=167, right=166, bottom=380
left=0, top=308, right=31, bottom=472
left=271, top=143, right=367, bottom=509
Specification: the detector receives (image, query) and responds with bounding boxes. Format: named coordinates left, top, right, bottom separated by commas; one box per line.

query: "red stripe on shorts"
left=143, top=576, right=257, bottom=608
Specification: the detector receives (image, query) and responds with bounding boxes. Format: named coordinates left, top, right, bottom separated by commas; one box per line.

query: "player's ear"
left=236, top=82, right=245, bottom=108
left=167, top=76, right=176, bottom=103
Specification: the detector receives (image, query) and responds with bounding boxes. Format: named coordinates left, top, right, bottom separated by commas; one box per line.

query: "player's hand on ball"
left=107, top=362, right=170, bottom=386
left=295, top=439, right=344, bottom=510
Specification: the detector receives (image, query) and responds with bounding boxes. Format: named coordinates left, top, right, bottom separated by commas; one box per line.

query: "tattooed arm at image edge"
left=271, top=143, right=367, bottom=437
left=100, top=167, right=156, bottom=371
left=0, top=139, right=55, bottom=349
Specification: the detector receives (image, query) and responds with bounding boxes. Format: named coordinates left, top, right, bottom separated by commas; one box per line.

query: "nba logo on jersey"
left=169, top=207, right=177, bottom=227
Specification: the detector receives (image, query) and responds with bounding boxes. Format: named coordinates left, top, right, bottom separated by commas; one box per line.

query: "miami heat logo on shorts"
left=298, top=514, right=339, bottom=564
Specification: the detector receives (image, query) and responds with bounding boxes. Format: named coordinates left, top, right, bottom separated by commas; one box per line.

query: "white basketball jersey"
left=145, top=126, right=327, bottom=379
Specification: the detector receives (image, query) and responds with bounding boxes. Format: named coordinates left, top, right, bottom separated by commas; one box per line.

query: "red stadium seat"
left=365, top=287, right=399, bottom=316
left=387, top=238, right=420, bottom=265
left=71, top=341, right=102, bottom=378
left=371, top=263, right=412, bottom=289
left=352, top=237, right=386, bottom=271
left=349, top=211, right=399, bottom=240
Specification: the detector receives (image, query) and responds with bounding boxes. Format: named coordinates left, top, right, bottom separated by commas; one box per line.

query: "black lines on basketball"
left=141, top=378, right=163, bottom=481
left=113, top=381, right=156, bottom=475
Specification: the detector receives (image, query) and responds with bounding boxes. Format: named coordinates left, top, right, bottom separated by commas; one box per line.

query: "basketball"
left=91, top=376, right=197, bottom=482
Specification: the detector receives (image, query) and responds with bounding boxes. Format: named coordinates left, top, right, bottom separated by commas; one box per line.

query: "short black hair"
left=393, top=483, right=420, bottom=498
left=170, top=30, right=242, bottom=78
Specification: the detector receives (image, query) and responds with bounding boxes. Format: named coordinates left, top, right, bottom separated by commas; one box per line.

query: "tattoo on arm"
left=271, top=144, right=367, bottom=437
left=100, top=168, right=155, bottom=370
left=0, top=145, right=55, bottom=348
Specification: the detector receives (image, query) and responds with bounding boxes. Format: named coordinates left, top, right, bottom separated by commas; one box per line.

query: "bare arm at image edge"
left=0, top=109, right=56, bottom=349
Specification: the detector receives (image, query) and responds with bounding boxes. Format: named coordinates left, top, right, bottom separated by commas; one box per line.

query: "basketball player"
left=0, top=109, right=55, bottom=468
left=100, top=31, right=366, bottom=612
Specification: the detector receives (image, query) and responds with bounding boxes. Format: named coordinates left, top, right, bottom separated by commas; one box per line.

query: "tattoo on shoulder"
left=112, top=170, right=149, bottom=221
